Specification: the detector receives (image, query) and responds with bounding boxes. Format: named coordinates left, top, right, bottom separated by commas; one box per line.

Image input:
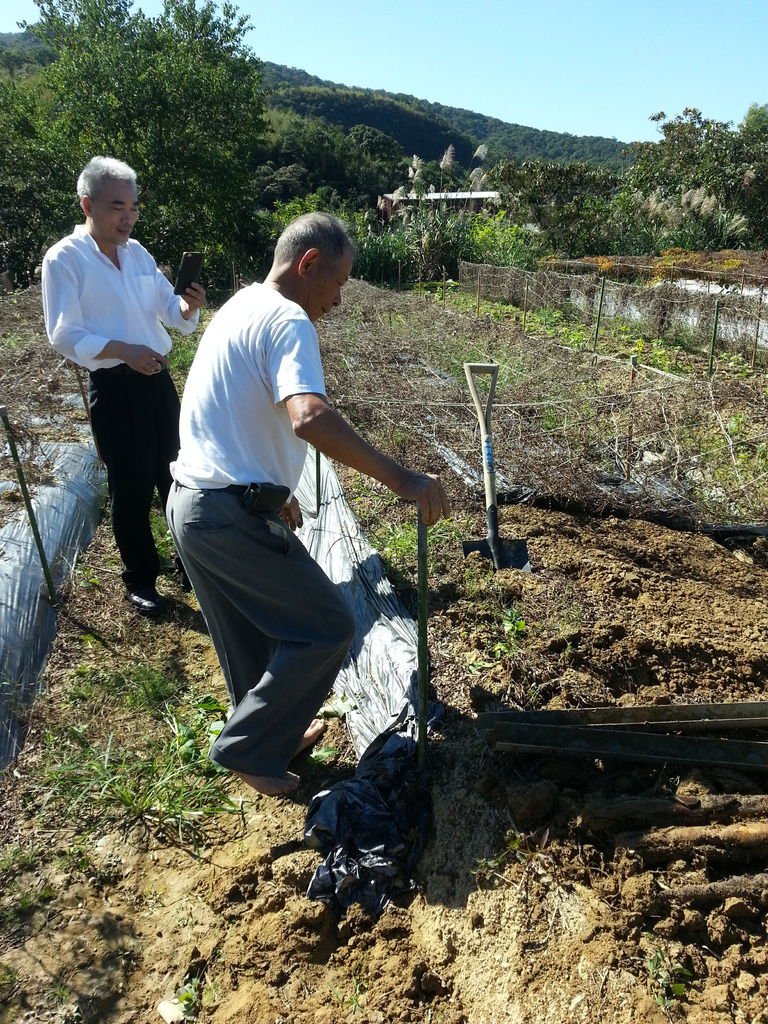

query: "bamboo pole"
left=475, top=269, right=481, bottom=317
left=71, top=364, right=90, bottom=422
left=625, top=354, right=637, bottom=482
left=397, top=260, right=401, bottom=292
left=708, top=299, right=721, bottom=378
left=751, top=285, right=764, bottom=368
left=315, top=447, right=321, bottom=517
left=522, top=279, right=529, bottom=332
left=592, top=276, right=606, bottom=356
left=442, top=267, right=446, bottom=309
left=0, top=403, right=57, bottom=605
left=417, top=510, right=429, bottom=769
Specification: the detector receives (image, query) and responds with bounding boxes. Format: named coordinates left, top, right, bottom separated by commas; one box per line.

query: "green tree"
left=621, top=107, right=768, bottom=248
left=0, top=79, right=72, bottom=284
left=488, top=159, right=618, bottom=255
left=30, top=0, right=269, bottom=282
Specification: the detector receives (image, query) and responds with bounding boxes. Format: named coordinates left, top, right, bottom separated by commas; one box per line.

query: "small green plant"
left=329, top=960, right=368, bottom=1015
left=150, top=509, right=176, bottom=562
left=174, top=977, right=201, bottom=1017
left=0, top=963, right=17, bottom=1000
left=0, top=843, right=39, bottom=878
left=473, top=827, right=552, bottom=887
left=0, top=883, right=55, bottom=928
left=644, top=938, right=692, bottom=1008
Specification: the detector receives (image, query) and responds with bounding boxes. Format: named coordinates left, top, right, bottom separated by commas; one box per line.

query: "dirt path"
left=1, top=282, right=768, bottom=1023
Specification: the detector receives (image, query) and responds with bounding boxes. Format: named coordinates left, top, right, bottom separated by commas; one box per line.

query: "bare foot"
left=295, top=718, right=327, bottom=756
left=232, top=770, right=300, bottom=796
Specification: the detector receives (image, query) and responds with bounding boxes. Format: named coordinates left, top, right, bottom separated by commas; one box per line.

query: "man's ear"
left=80, top=195, right=92, bottom=219
left=296, top=247, right=321, bottom=278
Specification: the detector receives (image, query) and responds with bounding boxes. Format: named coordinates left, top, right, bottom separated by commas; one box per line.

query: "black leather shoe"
left=125, top=587, right=164, bottom=617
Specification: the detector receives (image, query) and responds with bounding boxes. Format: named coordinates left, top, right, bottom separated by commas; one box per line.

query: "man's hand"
left=181, top=282, right=206, bottom=319
left=98, top=341, right=168, bottom=375
left=394, top=472, right=451, bottom=526
left=280, top=495, right=303, bottom=532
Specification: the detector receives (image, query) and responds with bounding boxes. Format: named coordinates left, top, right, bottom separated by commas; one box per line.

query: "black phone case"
left=173, top=252, right=203, bottom=295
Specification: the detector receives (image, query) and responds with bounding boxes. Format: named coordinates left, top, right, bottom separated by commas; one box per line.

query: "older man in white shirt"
left=42, top=156, right=205, bottom=615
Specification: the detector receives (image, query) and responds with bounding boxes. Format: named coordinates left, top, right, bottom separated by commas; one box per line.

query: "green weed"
left=0, top=963, right=17, bottom=1000
left=0, top=883, right=55, bottom=928
left=0, top=843, right=39, bottom=878
left=68, top=661, right=181, bottom=713
left=39, top=707, right=237, bottom=845
left=644, top=938, right=692, bottom=1008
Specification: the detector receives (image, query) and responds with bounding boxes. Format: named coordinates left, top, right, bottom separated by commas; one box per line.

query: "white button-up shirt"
left=42, top=225, right=200, bottom=371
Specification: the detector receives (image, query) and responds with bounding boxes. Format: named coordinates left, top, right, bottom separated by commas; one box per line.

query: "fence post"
left=751, top=285, right=764, bottom=368
left=625, top=355, right=637, bottom=482
left=315, top=447, right=321, bottom=517
left=522, top=279, right=529, bottom=332
left=416, top=510, right=429, bottom=769
left=708, top=299, right=721, bottom=378
left=397, top=260, right=402, bottom=292
left=476, top=269, right=481, bottom=317
left=442, top=267, right=446, bottom=309
left=592, top=276, right=606, bottom=356
left=0, top=403, right=57, bottom=605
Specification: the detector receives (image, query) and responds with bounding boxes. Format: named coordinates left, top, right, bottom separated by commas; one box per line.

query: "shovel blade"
left=462, top=537, right=531, bottom=572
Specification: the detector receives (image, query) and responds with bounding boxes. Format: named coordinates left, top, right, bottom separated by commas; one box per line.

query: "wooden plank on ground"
left=477, top=702, right=768, bottom=733
left=482, top=721, right=768, bottom=771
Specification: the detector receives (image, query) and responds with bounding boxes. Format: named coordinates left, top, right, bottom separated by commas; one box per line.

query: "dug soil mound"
left=1, top=281, right=767, bottom=1024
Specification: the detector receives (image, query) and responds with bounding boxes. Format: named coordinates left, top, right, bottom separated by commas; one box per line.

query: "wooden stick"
left=660, top=872, right=768, bottom=908
left=581, top=794, right=768, bottom=830
left=617, top=821, right=768, bottom=859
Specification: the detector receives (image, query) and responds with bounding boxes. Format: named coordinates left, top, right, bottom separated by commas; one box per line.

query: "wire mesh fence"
left=458, top=261, right=768, bottom=371
left=322, top=280, right=768, bottom=528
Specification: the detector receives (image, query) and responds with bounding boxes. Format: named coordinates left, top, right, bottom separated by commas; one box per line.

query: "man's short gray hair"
left=77, top=156, right=137, bottom=199
left=274, top=212, right=354, bottom=267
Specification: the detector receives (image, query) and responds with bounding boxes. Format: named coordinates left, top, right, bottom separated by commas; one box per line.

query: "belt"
left=90, top=363, right=167, bottom=377
left=219, top=482, right=290, bottom=512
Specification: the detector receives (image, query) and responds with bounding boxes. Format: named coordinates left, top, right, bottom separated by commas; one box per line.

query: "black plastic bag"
left=304, top=730, right=432, bottom=916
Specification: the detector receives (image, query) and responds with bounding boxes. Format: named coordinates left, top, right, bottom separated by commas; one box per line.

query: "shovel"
left=462, top=363, right=531, bottom=572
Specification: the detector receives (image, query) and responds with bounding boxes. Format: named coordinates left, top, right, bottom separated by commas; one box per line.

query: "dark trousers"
left=167, top=482, right=355, bottom=776
left=89, top=365, right=180, bottom=591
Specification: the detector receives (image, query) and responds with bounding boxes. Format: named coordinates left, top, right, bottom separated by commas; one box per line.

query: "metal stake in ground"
left=462, top=363, right=530, bottom=572
left=417, top=510, right=429, bottom=768
left=0, top=402, right=57, bottom=605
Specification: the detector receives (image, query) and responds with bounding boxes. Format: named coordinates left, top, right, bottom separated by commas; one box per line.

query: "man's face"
left=303, top=246, right=354, bottom=324
left=82, top=178, right=139, bottom=251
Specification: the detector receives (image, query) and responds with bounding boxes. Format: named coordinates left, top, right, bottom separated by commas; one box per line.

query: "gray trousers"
left=167, top=481, right=355, bottom=776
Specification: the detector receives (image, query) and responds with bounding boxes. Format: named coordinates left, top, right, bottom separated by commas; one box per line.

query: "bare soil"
left=1, top=282, right=768, bottom=1024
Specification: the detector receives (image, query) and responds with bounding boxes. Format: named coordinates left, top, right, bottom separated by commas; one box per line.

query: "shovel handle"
left=464, top=363, right=500, bottom=509
left=463, top=363, right=498, bottom=436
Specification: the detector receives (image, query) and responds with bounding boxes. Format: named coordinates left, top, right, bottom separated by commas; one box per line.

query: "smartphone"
left=173, top=251, right=203, bottom=295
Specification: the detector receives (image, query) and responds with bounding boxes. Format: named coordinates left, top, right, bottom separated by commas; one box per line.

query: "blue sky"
left=3, top=0, right=766, bottom=143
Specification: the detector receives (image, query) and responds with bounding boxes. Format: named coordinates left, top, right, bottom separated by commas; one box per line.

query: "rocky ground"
left=1, top=281, right=768, bottom=1024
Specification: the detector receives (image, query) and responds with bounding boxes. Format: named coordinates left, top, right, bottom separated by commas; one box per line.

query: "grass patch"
left=38, top=695, right=237, bottom=845
left=68, top=661, right=182, bottom=714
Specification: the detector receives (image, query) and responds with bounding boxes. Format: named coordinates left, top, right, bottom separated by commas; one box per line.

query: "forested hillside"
left=262, top=61, right=629, bottom=168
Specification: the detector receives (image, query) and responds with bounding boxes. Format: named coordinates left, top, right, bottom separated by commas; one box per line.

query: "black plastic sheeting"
left=304, top=727, right=432, bottom=916
left=0, top=440, right=105, bottom=767
left=295, top=452, right=433, bottom=915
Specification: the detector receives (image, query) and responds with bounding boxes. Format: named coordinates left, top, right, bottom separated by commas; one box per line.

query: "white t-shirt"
left=41, top=225, right=199, bottom=370
left=172, top=284, right=325, bottom=494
